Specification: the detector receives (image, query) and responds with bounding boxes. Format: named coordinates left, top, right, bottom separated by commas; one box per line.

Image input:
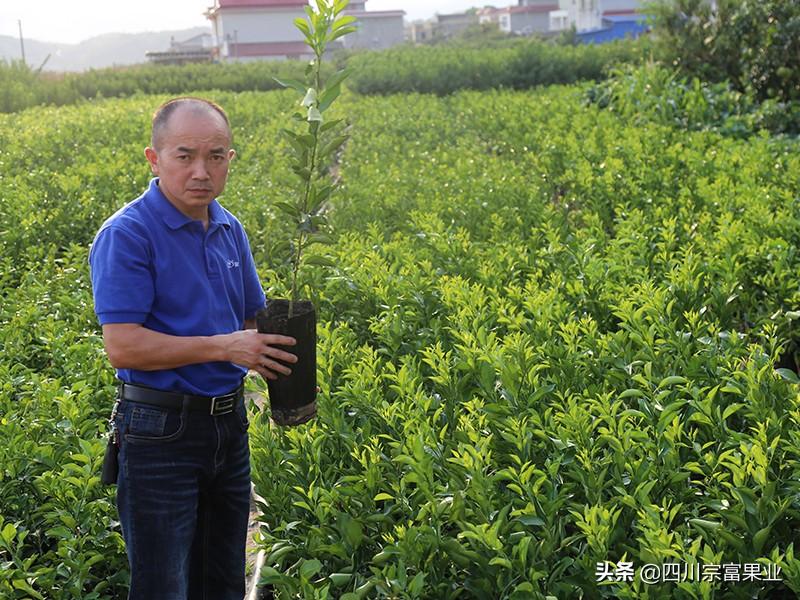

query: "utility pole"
left=18, top=20, right=26, bottom=65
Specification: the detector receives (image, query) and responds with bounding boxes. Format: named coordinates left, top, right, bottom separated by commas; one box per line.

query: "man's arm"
left=102, top=323, right=296, bottom=381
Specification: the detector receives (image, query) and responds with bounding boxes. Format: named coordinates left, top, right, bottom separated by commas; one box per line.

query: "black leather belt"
left=118, top=382, right=244, bottom=416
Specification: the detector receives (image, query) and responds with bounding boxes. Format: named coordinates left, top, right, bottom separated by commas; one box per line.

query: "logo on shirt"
left=226, top=259, right=240, bottom=269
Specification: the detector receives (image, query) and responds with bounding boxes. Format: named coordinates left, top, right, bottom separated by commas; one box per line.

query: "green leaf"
left=305, top=255, right=337, bottom=268
left=12, top=580, right=43, bottom=598
left=408, top=572, right=425, bottom=595
left=372, top=548, right=399, bottom=564
left=307, top=233, right=335, bottom=246
left=330, top=26, right=358, bottom=42
left=273, top=201, right=302, bottom=219
left=329, top=573, right=352, bottom=586
left=310, top=184, right=333, bottom=210
left=332, top=15, right=358, bottom=31
left=325, top=68, right=351, bottom=91
left=309, top=215, right=328, bottom=228
left=722, top=403, right=744, bottom=420
left=658, top=375, right=688, bottom=387
left=318, top=84, right=341, bottom=113
left=776, top=368, right=800, bottom=384
left=274, top=77, right=308, bottom=94
left=320, top=135, right=348, bottom=159
left=281, top=129, right=314, bottom=149
left=343, top=517, right=363, bottom=548
left=320, top=118, right=344, bottom=133
left=1, top=523, right=16, bottom=544
left=373, top=492, right=394, bottom=501
left=291, top=166, right=312, bottom=179
left=266, top=544, right=294, bottom=564
left=689, top=518, right=721, bottom=531
left=294, top=17, right=311, bottom=37
left=734, top=487, right=758, bottom=515
left=489, top=557, right=513, bottom=569
left=300, top=558, right=322, bottom=580
left=753, top=525, right=772, bottom=554
left=259, top=566, right=285, bottom=585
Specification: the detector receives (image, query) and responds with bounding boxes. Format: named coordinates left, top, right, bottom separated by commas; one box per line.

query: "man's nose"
left=191, top=159, right=210, bottom=179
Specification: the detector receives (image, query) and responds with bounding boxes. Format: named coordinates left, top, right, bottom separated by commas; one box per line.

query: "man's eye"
left=211, top=155, right=224, bottom=162
left=177, top=155, right=189, bottom=161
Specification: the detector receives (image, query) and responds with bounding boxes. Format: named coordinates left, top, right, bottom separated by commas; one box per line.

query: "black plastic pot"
left=255, top=299, right=317, bottom=426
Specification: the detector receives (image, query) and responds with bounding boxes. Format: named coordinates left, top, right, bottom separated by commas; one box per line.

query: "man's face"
left=144, top=107, right=235, bottom=221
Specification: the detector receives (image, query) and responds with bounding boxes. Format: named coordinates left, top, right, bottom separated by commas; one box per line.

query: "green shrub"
left=0, top=59, right=331, bottom=114
left=587, top=62, right=800, bottom=136
left=347, top=38, right=647, bottom=95
left=650, top=0, right=800, bottom=103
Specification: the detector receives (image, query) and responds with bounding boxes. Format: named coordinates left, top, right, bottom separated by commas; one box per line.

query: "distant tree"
left=648, top=0, right=800, bottom=102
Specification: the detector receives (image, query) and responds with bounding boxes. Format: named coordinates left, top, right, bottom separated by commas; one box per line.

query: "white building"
left=497, top=3, right=560, bottom=35
left=205, top=0, right=404, bottom=62
left=552, top=0, right=602, bottom=33
left=206, top=0, right=312, bottom=62
left=146, top=33, right=214, bottom=65
left=474, top=0, right=643, bottom=38
left=549, top=0, right=643, bottom=33
left=342, top=1, right=405, bottom=50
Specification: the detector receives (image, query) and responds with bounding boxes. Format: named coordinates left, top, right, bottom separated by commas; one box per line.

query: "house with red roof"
left=205, top=0, right=404, bottom=62
left=205, top=0, right=311, bottom=61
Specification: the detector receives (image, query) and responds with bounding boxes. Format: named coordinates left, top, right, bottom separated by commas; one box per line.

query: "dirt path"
left=245, top=387, right=269, bottom=599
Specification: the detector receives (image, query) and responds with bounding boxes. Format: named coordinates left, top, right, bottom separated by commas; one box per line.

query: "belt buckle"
left=210, top=393, right=235, bottom=416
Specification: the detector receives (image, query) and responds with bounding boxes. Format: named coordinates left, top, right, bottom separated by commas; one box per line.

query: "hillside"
left=0, top=27, right=210, bottom=72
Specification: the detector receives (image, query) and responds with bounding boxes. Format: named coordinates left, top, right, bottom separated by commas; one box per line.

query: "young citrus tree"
left=256, top=0, right=355, bottom=425
left=276, top=0, right=355, bottom=317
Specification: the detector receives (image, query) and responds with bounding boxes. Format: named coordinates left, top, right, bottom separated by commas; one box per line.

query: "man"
left=89, top=97, right=296, bottom=599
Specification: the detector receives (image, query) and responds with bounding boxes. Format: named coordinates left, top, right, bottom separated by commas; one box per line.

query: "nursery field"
left=1, top=81, right=800, bottom=599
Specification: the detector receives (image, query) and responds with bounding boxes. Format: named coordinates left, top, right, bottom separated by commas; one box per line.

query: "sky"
left=1, top=0, right=489, bottom=45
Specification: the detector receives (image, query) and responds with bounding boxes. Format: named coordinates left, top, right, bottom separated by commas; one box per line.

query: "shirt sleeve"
left=89, top=225, right=154, bottom=325
left=238, top=226, right=266, bottom=320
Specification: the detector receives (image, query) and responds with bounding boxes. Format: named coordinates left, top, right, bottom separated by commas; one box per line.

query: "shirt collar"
left=147, top=178, right=231, bottom=231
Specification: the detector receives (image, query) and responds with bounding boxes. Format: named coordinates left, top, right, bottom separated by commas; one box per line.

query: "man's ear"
left=228, top=148, right=236, bottom=161
left=144, top=147, right=159, bottom=175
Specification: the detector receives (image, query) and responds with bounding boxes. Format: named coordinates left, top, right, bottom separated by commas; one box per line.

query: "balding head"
left=151, top=97, right=232, bottom=151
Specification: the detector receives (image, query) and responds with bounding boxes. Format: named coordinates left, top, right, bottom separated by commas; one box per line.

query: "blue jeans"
left=114, top=397, right=251, bottom=600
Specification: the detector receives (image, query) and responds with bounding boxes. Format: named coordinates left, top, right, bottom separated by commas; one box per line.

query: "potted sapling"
left=256, top=0, right=355, bottom=426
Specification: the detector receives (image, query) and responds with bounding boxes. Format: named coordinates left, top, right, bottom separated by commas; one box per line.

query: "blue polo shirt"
left=89, top=178, right=266, bottom=396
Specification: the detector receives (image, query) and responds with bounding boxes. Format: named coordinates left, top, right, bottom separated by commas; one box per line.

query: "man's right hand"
left=221, top=330, right=298, bottom=381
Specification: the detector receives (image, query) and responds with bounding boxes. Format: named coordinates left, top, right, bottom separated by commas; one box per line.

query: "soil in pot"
left=255, top=299, right=317, bottom=426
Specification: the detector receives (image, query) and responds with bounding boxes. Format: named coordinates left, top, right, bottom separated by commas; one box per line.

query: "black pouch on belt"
left=100, top=396, right=121, bottom=486
left=100, top=437, right=119, bottom=486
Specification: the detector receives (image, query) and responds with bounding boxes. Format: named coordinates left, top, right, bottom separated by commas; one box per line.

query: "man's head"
left=145, top=97, right=235, bottom=221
